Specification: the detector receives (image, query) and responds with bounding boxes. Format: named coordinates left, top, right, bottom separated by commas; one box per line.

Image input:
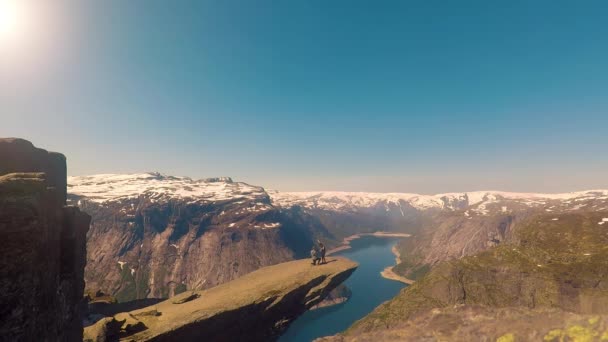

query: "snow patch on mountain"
left=67, top=173, right=608, bottom=216
left=68, top=172, right=266, bottom=204
left=270, top=189, right=608, bottom=213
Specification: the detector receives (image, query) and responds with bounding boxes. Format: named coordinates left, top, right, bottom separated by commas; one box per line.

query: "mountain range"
left=68, top=172, right=608, bottom=304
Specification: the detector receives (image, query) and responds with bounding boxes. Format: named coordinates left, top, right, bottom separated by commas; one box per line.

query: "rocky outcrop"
left=0, top=139, right=90, bottom=341
left=84, top=257, right=358, bottom=342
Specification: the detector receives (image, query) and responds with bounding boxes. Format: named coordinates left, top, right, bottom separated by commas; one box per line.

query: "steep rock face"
left=84, top=257, right=358, bottom=342
left=0, top=139, right=90, bottom=341
left=393, top=210, right=530, bottom=280
left=69, top=174, right=334, bottom=301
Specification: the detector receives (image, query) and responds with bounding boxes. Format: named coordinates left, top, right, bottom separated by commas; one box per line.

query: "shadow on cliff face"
left=86, top=298, right=165, bottom=326
left=274, top=206, right=337, bottom=258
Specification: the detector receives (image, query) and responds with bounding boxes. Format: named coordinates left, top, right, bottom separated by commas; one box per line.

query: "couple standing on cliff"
left=310, top=240, right=327, bottom=265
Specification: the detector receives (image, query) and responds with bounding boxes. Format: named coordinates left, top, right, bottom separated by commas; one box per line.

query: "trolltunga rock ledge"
left=84, top=257, right=358, bottom=342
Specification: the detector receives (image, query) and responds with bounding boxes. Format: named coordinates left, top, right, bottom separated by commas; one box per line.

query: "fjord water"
left=279, top=236, right=406, bottom=342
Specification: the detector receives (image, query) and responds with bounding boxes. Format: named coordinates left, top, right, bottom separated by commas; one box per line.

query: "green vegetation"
left=347, top=211, right=608, bottom=335
left=543, top=323, right=607, bottom=342
left=115, top=264, right=137, bottom=303
left=174, top=283, right=187, bottom=295
left=496, top=333, right=515, bottom=342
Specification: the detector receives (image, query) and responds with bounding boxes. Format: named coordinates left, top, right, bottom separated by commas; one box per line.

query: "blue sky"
left=1, top=0, right=607, bottom=193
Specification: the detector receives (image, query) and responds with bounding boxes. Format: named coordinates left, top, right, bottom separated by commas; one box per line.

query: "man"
left=310, top=246, right=319, bottom=265
left=318, top=240, right=326, bottom=265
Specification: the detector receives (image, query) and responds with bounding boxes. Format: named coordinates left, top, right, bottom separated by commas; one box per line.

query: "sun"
left=0, top=0, right=27, bottom=44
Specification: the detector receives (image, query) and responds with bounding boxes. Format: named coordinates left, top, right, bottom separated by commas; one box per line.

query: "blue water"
left=279, top=236, right=406, bottom=342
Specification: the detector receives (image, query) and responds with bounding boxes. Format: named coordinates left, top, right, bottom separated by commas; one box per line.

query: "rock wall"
left=0, top=139, right=90, bottom=341
left=76, top=197, right=333, bottom=302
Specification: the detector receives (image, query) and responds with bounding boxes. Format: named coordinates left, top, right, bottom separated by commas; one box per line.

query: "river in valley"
left=279, top=236, right=407, bottom=342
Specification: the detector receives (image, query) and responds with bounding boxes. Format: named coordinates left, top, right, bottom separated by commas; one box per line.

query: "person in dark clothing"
left=317, top=240, right=326, bottom=264
left=310, top=246, right=320, bottom=265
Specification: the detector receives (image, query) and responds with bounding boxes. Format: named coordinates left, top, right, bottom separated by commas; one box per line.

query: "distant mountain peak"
left=67, top=173, right=260, bottom=204
left=270, top=189, right=608, bottom=214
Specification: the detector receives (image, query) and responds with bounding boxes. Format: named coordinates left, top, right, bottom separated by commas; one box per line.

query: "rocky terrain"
left=69, top=173, right=335, bottom=301
left=0, top=139, right=90, bottom=341
left=320, top=209, right=608, bottom=341
left=84, top=257, right=357, bottom=342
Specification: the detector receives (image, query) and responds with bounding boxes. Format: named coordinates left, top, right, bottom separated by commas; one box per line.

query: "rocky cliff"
left=84, top=257, right=358, bottom=342
left=0, top=138, right=90, bottom=341
left=68, top=173, right=336, bottom=301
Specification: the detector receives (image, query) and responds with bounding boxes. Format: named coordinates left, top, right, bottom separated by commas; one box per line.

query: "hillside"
left=320, top=210, right=608, bottom=341
left=393, top=190, right=608, bottom=281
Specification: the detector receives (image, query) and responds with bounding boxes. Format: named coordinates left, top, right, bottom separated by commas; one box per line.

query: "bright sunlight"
left=0, top=0, right=27, bottom=44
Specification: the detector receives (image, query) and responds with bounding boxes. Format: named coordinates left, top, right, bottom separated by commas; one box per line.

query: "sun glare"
left=0, top=0, right=24, bottom=41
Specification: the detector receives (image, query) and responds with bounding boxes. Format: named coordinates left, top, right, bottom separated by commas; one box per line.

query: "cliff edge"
left=85, top=257, right=357, bottom=342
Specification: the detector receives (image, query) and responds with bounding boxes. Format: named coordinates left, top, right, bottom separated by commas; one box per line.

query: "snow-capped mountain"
left=270, top=189, right=608, bottom=216
left=68, top=172, right=267, bottom=204
left=67, top=173, right=328, bottom=301
left=69, top=172, right=608, bottom=215
left=66, top=172, right=608, bottom=302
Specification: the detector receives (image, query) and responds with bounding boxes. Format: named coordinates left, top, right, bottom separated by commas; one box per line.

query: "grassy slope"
left=345, top=211, right=608, bottom=335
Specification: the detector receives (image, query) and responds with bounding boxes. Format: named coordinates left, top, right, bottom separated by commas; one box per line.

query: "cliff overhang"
left=85, top=257, right=358, bottom=342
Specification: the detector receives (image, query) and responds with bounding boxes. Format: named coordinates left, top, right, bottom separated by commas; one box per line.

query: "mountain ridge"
left=69, top=172, right=608, bottom=212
